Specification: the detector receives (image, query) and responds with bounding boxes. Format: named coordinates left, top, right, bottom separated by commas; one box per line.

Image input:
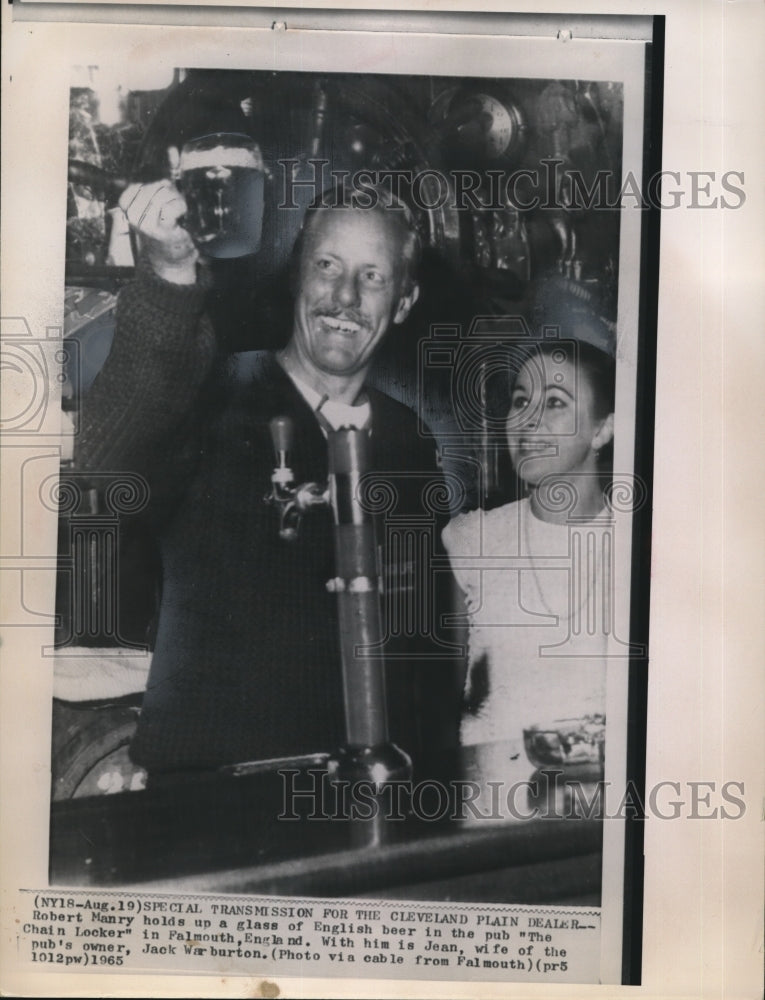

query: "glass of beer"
left=178, top=133, right=265, bottom=259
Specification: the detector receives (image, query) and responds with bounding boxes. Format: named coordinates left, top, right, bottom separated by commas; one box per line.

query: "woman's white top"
left=443, top=498, right=611, bottom=747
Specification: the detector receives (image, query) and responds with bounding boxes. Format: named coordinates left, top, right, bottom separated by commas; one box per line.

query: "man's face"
left=291, top=208, right=418, bottom=380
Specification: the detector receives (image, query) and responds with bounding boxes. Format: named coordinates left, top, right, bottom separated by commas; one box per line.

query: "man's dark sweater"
left=76, top=266, right=462, bottom=773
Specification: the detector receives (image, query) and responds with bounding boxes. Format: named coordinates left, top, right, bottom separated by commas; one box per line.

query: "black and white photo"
left=1, top=5, right=763, bottom=999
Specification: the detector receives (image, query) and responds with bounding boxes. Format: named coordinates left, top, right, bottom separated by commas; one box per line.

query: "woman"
left=443, top=337, right=615, bottom=757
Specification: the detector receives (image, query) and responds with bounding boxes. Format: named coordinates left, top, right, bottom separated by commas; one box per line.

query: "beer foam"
left=179, top=143, right=264, bottom=173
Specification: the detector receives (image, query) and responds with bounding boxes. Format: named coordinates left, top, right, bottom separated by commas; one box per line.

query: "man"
left=77, top=178, right=462, bottom=777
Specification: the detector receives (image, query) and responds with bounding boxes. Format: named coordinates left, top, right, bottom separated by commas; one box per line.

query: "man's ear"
left=393, top=283, right=420, bottom=325
left=593, top=412, right=615, bottom=452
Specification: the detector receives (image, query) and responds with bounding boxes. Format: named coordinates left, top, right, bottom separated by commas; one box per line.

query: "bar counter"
left=49, top=743, right=603, bottom=905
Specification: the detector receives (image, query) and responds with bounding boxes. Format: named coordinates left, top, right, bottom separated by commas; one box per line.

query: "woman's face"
left=505, top=352, right=612, bottom=486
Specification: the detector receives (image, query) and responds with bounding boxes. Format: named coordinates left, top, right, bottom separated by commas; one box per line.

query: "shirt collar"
left=286, top=369, right=371, bottom=433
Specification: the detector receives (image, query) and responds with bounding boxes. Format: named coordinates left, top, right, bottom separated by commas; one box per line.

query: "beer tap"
left=265, top=420, right=411, bottom=842
left=265, top=416, right=329, bottom=540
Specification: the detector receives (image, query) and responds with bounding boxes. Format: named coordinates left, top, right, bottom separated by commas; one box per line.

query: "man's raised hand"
left=118, top=178, right=199, bottom=285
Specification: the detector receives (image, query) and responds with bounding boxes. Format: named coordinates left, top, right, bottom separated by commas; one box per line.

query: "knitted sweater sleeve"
left=75, top=262, right=218, bottom=512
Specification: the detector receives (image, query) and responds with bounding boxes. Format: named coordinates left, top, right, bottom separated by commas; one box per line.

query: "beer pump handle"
left=328, top=429, right=388, bottom=748
left=326, top=429, right=412, bottom=836
left=269, top=416, right=294, bottom=485
left=269, top=416, right=293, bottom=453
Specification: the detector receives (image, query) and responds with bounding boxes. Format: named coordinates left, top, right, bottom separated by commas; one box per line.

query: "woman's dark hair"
left=537, top=339, right=614, bottom=418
